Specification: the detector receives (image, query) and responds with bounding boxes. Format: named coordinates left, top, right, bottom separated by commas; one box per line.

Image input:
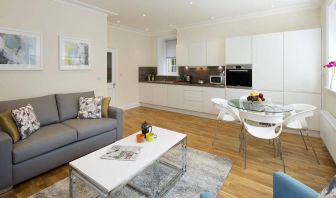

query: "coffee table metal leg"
left=152, top=159, right=160, bottom=198
left=182, top=137, right=187, bottom=174
left=69, top=169, right=77, bottom=198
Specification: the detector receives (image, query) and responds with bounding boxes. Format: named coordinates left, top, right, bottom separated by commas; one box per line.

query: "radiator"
left=320, top=110, right=336, bottom=163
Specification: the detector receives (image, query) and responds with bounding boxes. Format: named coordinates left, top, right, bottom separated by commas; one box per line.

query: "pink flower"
left=324, top=61, right=336, bottom=68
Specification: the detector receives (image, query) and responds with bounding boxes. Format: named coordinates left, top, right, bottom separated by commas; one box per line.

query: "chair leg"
left=299, top=130, right=308, bottom=150
left=238, top=124, right=244, bottom=152
left=305, top=130, right=320, bottom=165
left=244, top=129, right=247, bottom=169
left=277, top=137, right=286, bottom=173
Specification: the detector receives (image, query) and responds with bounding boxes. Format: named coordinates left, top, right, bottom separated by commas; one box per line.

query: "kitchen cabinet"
left=225, top=36, right=252, bottom=64
left=252, top=33, right=284, bottom=91
left=183, top=86, right=204, bottom=112
left=225, top=88, right=252, bottom=100
left=284, top=92, right=321, bottom=131
left=258, top=90, right=284, bottom=105
left=152, top=84, right=167, bottom=106
left=206, top=40, right=225, bottom=66
left=139, top=83, right=153, bottom=104
left=188, top=42, right=207, bottom=66
left=284, top=28, right=321, bottom=93
left=166, top=85, right=184, bottom=109
left=176, top=44, right=189, bottom=66
left=203, top=87, right=226, bottom=114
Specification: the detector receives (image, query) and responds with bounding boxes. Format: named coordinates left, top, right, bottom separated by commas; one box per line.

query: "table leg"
left=69, top=169, right=77, bottom=198
left=151, top=160, right=160, bottom=198
left=182, top=137, right=187, bottom=174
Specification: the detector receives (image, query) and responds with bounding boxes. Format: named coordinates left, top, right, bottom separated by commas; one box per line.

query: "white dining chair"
left=211, top=98, right=241, bottom=146
left=283, top=104, right=319, bottom=164
left=239, top=111, right=286, bottom=172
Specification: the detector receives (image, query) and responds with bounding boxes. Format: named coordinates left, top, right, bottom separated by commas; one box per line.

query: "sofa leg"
left=0, top=186, right=13, bottom=195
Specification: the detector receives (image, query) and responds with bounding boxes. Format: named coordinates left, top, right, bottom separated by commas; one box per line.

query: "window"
left=165, top=39, right=177, bottom=74
left=326, top=1, right=336, bottom=91
left=157, top=37, right=177, bottom=76
left=167, top=57, right=176, bottom=73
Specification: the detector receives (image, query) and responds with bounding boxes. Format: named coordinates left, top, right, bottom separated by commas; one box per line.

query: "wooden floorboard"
left=1, top=107, right=335, bottom=198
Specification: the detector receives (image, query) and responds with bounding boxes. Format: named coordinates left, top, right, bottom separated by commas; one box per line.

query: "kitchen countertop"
left=139, top=80, right=226, bottom=88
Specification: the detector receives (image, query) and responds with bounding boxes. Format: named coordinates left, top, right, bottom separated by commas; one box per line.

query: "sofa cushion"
left=78, top=96, right=103, bottom=119
left=12, top=104, right=40, bottom=140
left=63, top=118, right=117, bottom=140
left=13, top=123, right=77, bottom=164
left=0, top=95, right=59, bottom=127
left=0, top=110, right=20, bottom=143
left=55, top=91, right=94, bottom=121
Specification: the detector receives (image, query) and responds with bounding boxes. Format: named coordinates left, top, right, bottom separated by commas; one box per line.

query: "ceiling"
left=77, top=0, right=322, bottom=33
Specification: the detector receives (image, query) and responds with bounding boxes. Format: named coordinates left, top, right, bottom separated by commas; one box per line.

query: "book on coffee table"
left=100, top=145, right=142, bottom=161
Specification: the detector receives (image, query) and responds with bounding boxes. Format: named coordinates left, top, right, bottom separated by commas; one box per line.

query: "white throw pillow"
left=78, top=96, right=103, bottom=119
left=11, top=104, right=40, bottom=140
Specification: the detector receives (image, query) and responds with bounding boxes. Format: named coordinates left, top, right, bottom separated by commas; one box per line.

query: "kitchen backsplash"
left=139, top=66, right=224, bottom=83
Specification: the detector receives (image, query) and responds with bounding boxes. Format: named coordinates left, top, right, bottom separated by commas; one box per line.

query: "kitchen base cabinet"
left=284, top=92, right=321, bottom=131
left=139, top=83, right=153, bottom=104
left=225, top=88, right=252, bottom=100
left=203, top=87, right=226, bottom=114
left=183, top=86, right=203, bottom=112
left=152, top=84, right=168, bottom=106
left=166, top=85, right=184, bottom=109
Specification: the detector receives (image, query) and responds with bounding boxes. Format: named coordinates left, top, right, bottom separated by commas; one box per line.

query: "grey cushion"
left=0, top=95, right=59, bottom=127
left=55, top=91, right=94, bottom=121
left=63, top=118, right=117, bottom=140
left=13, top=123, right=77, bottom=164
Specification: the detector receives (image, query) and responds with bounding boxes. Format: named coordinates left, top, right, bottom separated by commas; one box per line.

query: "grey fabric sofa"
left=0, top=91, right=123, bottom=193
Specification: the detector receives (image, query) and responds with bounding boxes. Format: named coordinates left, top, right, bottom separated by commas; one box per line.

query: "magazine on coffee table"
left=100, top=145, right=142, bottom=161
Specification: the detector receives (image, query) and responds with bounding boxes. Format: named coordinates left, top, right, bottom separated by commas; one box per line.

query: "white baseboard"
left=139, top=103, right=320, bottom=136
left=119, top=102, right=140, bottom=110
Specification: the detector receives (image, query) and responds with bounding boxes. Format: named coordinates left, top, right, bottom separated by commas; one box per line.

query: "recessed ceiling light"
left=189, top=1, right=193, bottom=5
left=116, top=20, right=121, bottom=23
left=210, top=16, right=215, bottom=20
left=142, top=13, right=146, bottom=17
left=169, top=24, right=173, bottom=27
left=145, top=28, right=149, bottom=31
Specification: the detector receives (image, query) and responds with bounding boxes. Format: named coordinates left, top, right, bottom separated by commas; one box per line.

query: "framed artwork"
left=0, top=28, right=42, bottom=70
left=59, top=36, right=91, bottom=70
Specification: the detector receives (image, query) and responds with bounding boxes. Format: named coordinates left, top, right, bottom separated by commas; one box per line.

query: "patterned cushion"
left=78, top=96, right=103, bottom=119
left=11, top=104, right=40, bottom=140
left=101, top=97, right=111, bottom=118
left=317, top=175, right=336, bottom=198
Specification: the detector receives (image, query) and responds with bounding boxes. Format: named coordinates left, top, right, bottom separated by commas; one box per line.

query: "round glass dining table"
left=228, top=99, right=294, bottom=113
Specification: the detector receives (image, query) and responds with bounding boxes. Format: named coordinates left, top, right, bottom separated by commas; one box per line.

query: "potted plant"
left=324, top=61, right=336, bottom=89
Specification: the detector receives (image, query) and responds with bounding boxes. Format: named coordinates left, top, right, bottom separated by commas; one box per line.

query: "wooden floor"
left=2, top=107, right=336, bottom=198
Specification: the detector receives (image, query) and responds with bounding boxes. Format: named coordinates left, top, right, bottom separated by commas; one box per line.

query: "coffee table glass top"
left=228, top=99, right=294, bottom=113
left=69, top=126, right=186, bottom=192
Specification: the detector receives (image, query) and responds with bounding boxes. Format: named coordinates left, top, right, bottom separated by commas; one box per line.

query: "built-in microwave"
left=210, top=75, right=225, bottom=85
left=226, top=64, right=252, bottom=88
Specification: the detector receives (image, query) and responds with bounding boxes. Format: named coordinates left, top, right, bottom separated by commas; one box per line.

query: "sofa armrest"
left=0, top=131, right=13, bottom=190
left=273, top=172, right=318, bottom=198
left=108, top=106, right=123, bottom=140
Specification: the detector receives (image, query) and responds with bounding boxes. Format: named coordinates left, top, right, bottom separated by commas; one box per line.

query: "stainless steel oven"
left=226, top=64, right=252, bottom=88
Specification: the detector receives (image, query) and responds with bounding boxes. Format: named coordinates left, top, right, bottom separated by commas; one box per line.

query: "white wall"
left=0, top=0, right=108, bottom=100
left=107, top=25, right=155, bottom=108
left=177, top=8, right=321, bottom=43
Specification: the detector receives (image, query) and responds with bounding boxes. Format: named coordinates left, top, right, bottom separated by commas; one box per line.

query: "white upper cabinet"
left=225, top=36, right=252, bottom=64
left=252, top=32, right=284, bottom=91
left=176, top=44, right=189, bottom=66
left=188, top=42, right=207, bottom=66
left=206, top=40, right=225, bottom=66
left=284, top=28, right=321, bottom=93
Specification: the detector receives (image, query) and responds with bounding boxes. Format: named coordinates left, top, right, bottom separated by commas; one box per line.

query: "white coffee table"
left=69, top=126, right=187, bottom=198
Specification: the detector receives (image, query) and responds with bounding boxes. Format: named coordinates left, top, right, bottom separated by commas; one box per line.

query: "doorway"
left=107, top=49, right=117, bottom=106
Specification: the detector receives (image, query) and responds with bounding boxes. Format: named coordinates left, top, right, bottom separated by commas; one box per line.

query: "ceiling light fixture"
left=142, top=13, right=146, bottom=17
left=145, top=28, right=149, bottom=31
left=189, top=1, right=193, bottom=5
left=210, top=16, right=215, bottom=20
left=169, top=24, right=173, bottom=27
left=116, top=20, right=121, bottom=23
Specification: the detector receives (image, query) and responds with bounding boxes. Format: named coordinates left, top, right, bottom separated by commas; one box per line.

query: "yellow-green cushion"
left=102, top=97, right=111, bottom=118
left=0, top=110, right=20, bottom=143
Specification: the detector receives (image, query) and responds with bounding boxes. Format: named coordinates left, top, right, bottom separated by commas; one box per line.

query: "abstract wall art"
left=0, top=28, right=42, bottom=70
left=59, top=36, right=91, bottom=70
